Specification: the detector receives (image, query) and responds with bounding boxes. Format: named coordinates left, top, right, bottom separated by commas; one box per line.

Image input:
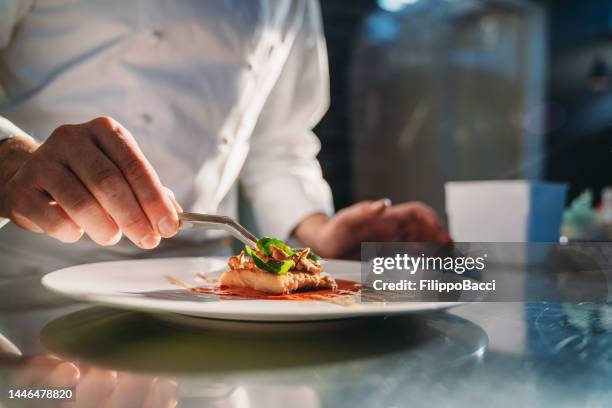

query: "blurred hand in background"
left=294, top=199, right=451, bottom=259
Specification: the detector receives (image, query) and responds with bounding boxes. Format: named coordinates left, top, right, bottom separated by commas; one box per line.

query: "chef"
left=0, top=0, right=450, bottom=293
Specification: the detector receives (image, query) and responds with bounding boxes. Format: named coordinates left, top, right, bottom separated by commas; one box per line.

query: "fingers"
left=320, top=199, right=394, bottom=258
left=335, top=199, right=391, bottom=229
left=385, top=202, right=452, bottom=243
left=61, top=367, right=117, bottom=408
left=142, top=378, right=179, bottom=408
left=323, top=199, right=451, bottom=258
left=47, top=361, right=81, bottom=388
left=13, top=188, right=84, bottom=243
left=354, top=214, right=401, bottom=243
left=334, top=199, right=393, bottom=242
left=1, top=116, right=180, bottom=248
left=64, top=139, right=160, bottom=249
left=14, top=355, right=80, bottom=389
left=98, top=373, right=152, bottom=408
left=39, top=162, right=121, bottom=246
left=89, top=117, right=179, bottom=239
left=9, top=211, right=44, bottom=233
left=163, top=187, right=183, bottom=213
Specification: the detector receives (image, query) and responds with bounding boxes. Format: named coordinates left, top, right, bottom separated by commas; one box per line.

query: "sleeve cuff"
left=0, top=118, right=33, bottom=230
left=0, top=117, right=32, bottom=141
left=248, top=176, right=333, bottom=240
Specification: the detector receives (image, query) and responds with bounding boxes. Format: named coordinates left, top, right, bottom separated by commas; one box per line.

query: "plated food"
left=42, top=256, right=460, bottom=321
left=220, top=237, right=337, bottom=295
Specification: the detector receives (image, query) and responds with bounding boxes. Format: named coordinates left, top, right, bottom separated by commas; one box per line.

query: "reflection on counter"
left=20, top=307, right=486, bottom=407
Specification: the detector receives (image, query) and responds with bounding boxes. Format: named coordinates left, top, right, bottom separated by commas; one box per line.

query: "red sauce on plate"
left=190, top=279, right=361, bottom=302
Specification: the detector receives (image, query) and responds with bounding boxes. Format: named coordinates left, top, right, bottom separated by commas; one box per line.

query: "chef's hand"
left=382, top=201, right=452, bottom=243
left=0, top=116, right=180, bottom=249
left=11, top=354, right=178, bottom=407
left=293, top=199, right=451, bottom=259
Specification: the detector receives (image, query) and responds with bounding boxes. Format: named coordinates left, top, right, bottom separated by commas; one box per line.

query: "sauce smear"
left=190, top=279, right=361, bottom=303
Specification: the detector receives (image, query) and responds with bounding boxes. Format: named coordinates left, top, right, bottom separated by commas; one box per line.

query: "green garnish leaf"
left=257, top=237, right=294, bottom=257
left=267, top=259, right=294, bottom=275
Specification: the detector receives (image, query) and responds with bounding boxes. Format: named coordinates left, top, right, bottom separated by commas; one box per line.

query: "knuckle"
left=65, top=193, right=97, bottom=215
left=92, top=115, right=118, bottom=130
left=48, top=124, right=86, bottom=148
left=122, top=157, right=151, bottom=182
left=122, top=215, right=150, bottom=233
left=50, top=124, right=77, bottom=141
left=51, top=123, right=74, bottom=137
left=90, top=166, right=122, bottom=192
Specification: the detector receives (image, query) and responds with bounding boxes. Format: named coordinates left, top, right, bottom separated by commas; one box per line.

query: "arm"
left=240, top=0, right=334, bottom=242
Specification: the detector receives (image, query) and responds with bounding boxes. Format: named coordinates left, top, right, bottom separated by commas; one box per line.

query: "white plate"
left=42, top=257, right=460, bottom=322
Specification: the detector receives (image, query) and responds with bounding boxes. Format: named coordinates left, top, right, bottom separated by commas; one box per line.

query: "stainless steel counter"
left=0, top=299, right=610, bottom=407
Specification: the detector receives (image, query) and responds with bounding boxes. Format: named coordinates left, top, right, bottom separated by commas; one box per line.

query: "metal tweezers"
left=178, top=212, right=258, bottom=248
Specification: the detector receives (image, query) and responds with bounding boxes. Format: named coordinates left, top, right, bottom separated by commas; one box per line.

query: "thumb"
left=163, top=186, right=183, bottom=213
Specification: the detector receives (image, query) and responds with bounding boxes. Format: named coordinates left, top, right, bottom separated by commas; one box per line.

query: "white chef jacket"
left=0, top=0, right=333, bottom=240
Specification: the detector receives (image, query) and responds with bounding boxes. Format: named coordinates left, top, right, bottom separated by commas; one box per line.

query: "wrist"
left=0, top=137, right=38, bottom=183
left=292, top=212, right=330, bottom=251
left=0, top=137, right=39, bottom=217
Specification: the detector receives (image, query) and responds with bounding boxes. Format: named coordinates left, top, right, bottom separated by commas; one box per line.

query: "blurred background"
left=314, top=0, right=612, bottom=223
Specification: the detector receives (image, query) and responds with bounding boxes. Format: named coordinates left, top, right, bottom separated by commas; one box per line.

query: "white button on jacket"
left=0, top=0, right=334, bottom=240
